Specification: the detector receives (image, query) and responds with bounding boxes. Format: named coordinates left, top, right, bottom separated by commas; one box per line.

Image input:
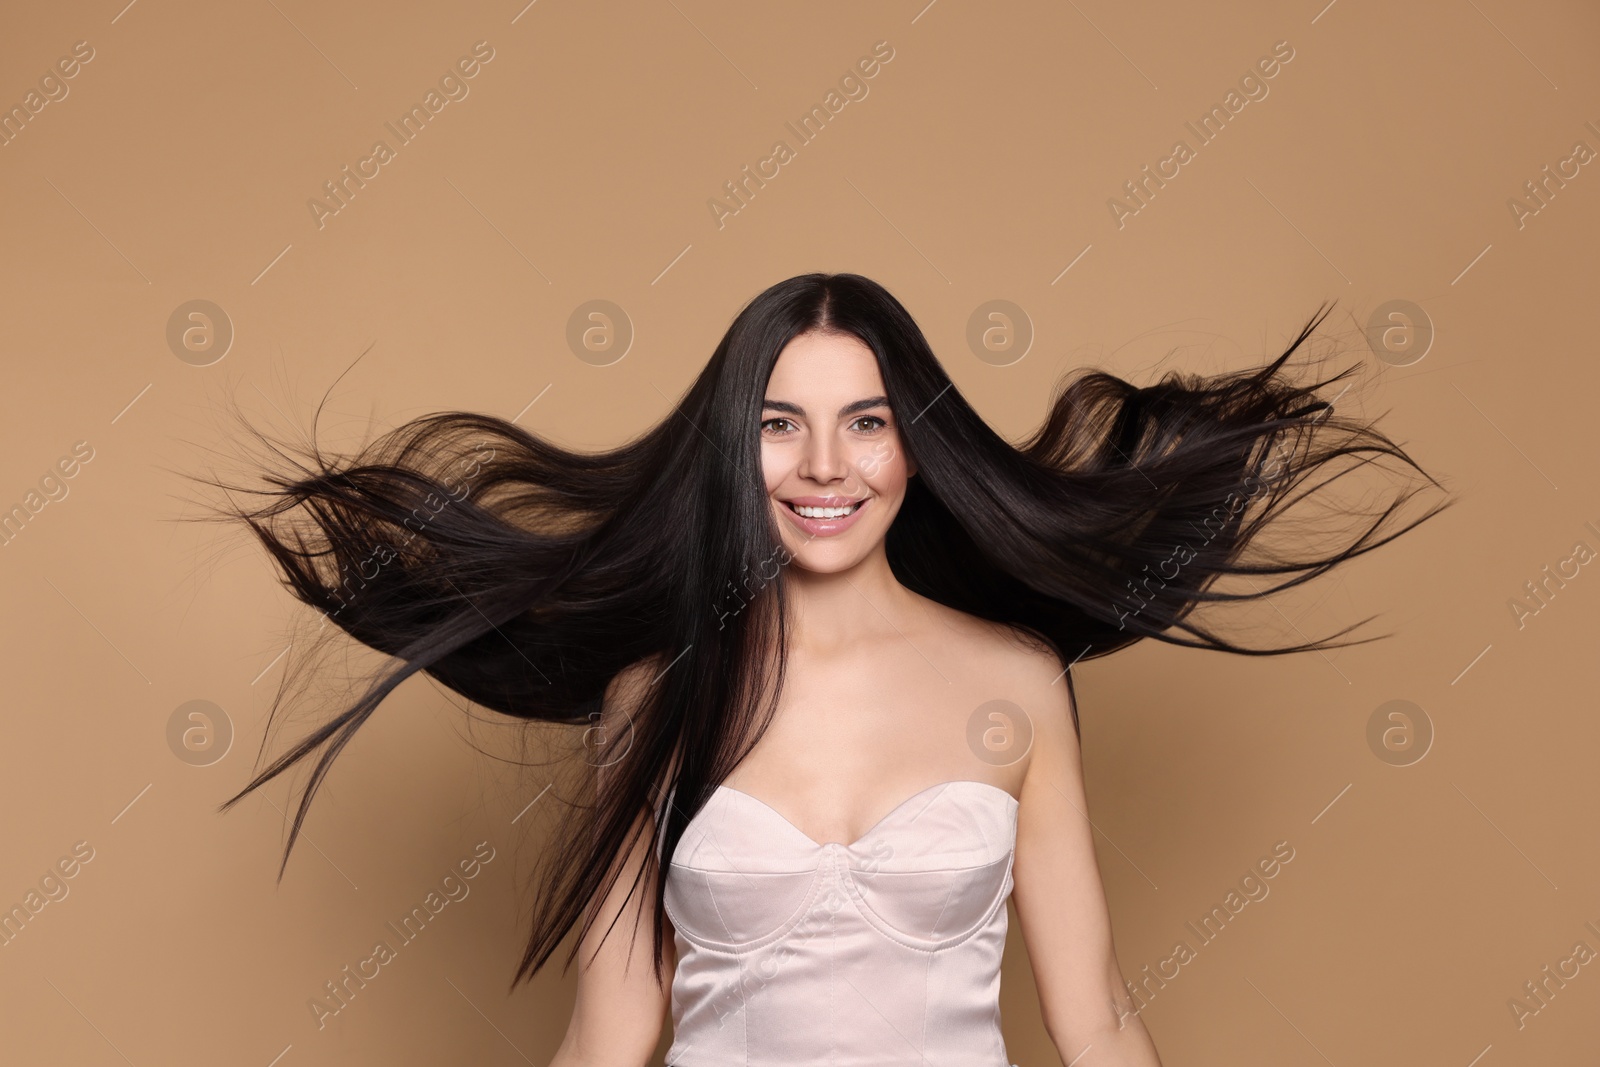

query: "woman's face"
left=760, top=330, right=917, bottom=574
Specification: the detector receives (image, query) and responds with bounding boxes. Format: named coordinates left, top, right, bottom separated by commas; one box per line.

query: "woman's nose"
left=798, top=428, right=849, bottom=482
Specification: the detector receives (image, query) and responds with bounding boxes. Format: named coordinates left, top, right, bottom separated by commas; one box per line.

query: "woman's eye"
left=763, top=415, right=885, bottom=435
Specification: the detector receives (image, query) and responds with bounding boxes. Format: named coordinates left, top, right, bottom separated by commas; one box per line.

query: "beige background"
left=2, top=0, right=1597, bottom=1063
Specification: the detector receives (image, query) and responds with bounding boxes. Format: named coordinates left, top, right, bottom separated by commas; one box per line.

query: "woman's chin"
left=781, top=542, right=873, bottom=576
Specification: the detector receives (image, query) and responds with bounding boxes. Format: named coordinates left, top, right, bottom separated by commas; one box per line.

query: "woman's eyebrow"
left=761, top=395, right=891, bottom=417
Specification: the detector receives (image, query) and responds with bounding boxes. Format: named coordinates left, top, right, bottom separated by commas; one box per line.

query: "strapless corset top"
left=661, top=780, right=1019, bottom=1067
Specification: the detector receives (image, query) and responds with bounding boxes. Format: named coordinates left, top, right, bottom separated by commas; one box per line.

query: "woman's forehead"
left=766, top=332, right=884, bottom=398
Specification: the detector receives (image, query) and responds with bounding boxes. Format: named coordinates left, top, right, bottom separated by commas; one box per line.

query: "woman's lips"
left=778, top=496, right=869, bottom=538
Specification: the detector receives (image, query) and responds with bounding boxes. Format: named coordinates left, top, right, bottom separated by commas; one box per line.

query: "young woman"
left=209, top=273, right=1448, bottom=1065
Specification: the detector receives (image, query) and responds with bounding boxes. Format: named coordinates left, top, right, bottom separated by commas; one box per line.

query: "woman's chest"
left=722, top=656, right=1030, bottom=839
left=664, top=779, right=1019, bottom=950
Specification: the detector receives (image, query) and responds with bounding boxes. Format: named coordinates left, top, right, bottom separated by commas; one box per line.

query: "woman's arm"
left=1010, top=665, right=1163, bottom=1066
left=546, top=804, right=675, bottom=1067
left=548, top=662, right=677, bottom=1067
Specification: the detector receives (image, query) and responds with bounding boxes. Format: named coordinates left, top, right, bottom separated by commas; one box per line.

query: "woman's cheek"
left=759, top=446, right=787, bottom=493
left=862, top=436, right=905, bottom=484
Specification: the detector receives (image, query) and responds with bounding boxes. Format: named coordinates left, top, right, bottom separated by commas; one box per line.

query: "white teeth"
left=794, top=503, right=859, bottom=519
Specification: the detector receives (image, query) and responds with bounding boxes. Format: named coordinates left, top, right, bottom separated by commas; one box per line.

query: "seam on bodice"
left=664, top=859, right=833, bottom=953
left=838, top=850, right=1016, bottom=952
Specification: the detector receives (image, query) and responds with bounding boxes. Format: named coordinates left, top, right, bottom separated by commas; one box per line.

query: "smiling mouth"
left=783, top=500, right=866, bottom=519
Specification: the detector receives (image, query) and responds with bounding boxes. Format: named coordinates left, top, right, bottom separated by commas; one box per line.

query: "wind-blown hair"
left=199, top=272, right=1449, bottom=990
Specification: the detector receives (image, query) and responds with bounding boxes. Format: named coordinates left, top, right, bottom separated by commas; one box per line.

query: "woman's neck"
left=782, top=542, right=925, bottom=652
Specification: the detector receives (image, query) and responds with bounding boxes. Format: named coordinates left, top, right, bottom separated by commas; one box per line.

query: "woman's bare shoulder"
left=913, top=594, right=1071, bottom=688
left=605, top=654, right=663, bottom=701
left=599, top=653, right=680, bottom=794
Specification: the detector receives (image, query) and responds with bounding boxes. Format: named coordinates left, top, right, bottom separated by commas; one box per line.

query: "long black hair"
left=195, top=272, right=1450, bottom=990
